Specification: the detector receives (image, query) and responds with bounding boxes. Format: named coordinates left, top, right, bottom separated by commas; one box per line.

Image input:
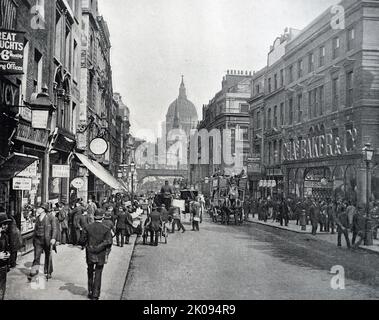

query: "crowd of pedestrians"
left=244, top=196, right=379, bottom=249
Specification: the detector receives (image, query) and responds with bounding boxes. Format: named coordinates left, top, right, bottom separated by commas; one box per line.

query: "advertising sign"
left=31, top=110, right=49, bottom=129
left=0, top=29, right=25, bottom=74
left=90, top=137, right=108, bottom=156
left=52, top=165, right=70, bottom=178
left=71, top=177, right=84, bottom=189
left=13, top=177, right=32, bottom=190
left=17, top=161, right=38, bottom=178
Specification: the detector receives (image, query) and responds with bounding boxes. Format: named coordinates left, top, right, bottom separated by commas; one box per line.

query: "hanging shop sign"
left=13, top=177, right=32, bottom=190
left=0, top=29, right=25, bottom=75
left=89, top=137, right=108, bottom=156
left=31, top=110, right=49, bottom=129
left=71, top=177, right=84, bottom=189
left=283, top=127, right=358, bottom=162
left=52, top=165, right=70, bottom=178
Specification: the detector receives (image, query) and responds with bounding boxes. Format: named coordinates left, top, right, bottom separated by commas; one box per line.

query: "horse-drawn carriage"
left=210, top=175, right=247, bottom=225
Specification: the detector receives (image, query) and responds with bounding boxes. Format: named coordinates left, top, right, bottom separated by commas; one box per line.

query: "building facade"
left=248, top=0, right=379, bottom=205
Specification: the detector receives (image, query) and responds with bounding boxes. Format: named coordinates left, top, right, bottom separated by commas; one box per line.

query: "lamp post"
left=130, top=161, right=136, bottom=201
left=29, top=85, right=55, bottom=203
left=363, top=143, right=375, bottom=246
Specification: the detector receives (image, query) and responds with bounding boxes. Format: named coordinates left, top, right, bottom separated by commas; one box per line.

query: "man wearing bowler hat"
left=79, top=209, right=112, bottom=300
left=29, top=203, right=57, bottom=280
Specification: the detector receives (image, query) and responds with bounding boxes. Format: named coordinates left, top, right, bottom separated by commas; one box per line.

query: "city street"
left=122, top=218, right=379, bottom=300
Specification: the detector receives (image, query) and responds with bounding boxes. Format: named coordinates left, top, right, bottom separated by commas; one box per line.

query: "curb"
left=246, top=219, right=379, bottom=256
left=119, top=233, right=139, bottom=300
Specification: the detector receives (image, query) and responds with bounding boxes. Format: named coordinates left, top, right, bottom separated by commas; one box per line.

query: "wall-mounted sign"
left=0, top=77, right=19, bottom=106
left=52, top=165, right=70, bottom=178
left=31, top=110, right=49, bottom=129
left=0, top=29, right=25, bottom=75
left=17, top=161, right=38, bottom=177
left=90, top=137, right=108, bottom=155
left=71, top=177, right=84, bottom=189
left=13, top=177, right=32, bottom=190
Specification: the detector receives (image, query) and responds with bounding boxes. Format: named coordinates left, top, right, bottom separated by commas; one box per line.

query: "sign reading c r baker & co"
left=283, top=127, right=358, bottom=161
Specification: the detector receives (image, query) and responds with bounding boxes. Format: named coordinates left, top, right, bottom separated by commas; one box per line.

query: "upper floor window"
left=33, top=49, right=43, bottom=93
left=240, top=104, right=249, bottom=113
left=255, top=84, right=260, bottom=95
left=347, top=27, right=356, bottom=51
left=297, top=59, right=303, bottom=78
left=280, top=69, right=284, bottom=87
left=288, top=98, right=294, bottom=125
left=319, top=46, right=325, bottom=67
left=274, top=74, right=278, bottom=90
left=257, top=111, right=261, bottom=129
left=288, top=65, right=294, bottom=84
left=297, top=94, right=302, bottom=123
left=333, top=37, right=340, bottom=59
left=280, top=102, right=284, bottom=126
left=268, top=78, right=272, bottom=93
left=273, top=105, right=278, bottom=128
left=308, top=52, right=314, bottom=73
left=332, top=77, right=339, bottom=111
left=346, top=71, right=354, bottom=108
left=267, top=108, right=272, bottom=129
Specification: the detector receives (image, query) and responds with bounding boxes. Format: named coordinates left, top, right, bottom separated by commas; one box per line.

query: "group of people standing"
left=244, top=196, right=378, bottom=249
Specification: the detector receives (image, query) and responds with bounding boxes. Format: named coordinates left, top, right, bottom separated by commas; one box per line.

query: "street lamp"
left=363, top=143, right=375, bottom=246
left=130, top=161, right=136, bottom=201
left=29, top=85, right=55, bottom=203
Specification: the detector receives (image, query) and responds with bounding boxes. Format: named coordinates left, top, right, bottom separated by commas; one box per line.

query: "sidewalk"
left=5, top=234, right=138, bottom=300
left=247, top=216, right=379, bottom=255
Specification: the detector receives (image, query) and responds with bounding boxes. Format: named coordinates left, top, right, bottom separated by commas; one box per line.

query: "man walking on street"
left=160, top=181, right=173, bottom=210
left=334, top=205, right=351, bottom=249
left=309, top=199, right=320, bottom=235
left=29, top=204, right=57, bottom=280
left=56, top=203, right=69, bottom=245
left=87, top=198, right=97, bottom=225
left=79, top=210, right=112, bottom=300
left=145, top=206, right=163, bottom=246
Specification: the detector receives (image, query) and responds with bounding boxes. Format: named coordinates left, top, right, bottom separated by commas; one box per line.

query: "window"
left=73, top=40, right=78, bottom=81
left=274, top=105, right=278, bottom=128
left=332, top=77, right=339, bottom=111
left=308, top=91, right=313, bottom=119
left=347, top=27, right=355, bottom=51
left=268, top=142, right=272, bottom=165
left=255, top=84, right=260, bottom=95
left=257, top=111, right=261, bottom=129
left=308, top=52, right=314, bottom=73
left=33, top=49, right=43, bottom=93
left=274, top=74, right=278, bottom=90
left=288, top=98, right=294, bottom=125
left=231, top=128, right=236, bottom=154
left=280, top=69, right=284, bottom=87
left=65, top=25, right=71, bottom=72
left=268, top=78, right=272, bottom=93
left=267, top=108, right=272, bottom=129
left=72, top=102, right=77, bottom=133
left=297, top=94, right=302, bottom=123
left=240, top=104, right=249, bottom=113
left=298, top=59, right=303, bottom=78
left=20, top=40, right=29, bottom=104
left=319, top=86, right=324, bottom=116
left=279, top=140, right=282, bottom=163
left=273, top=141, right=278, bottom=164
left=319, top=46, right=325, bottom=67
left=288, top=65, right=294, bottom=83
left=346, top=71, right=354, bottom=108
left=333, top=37, right=340, bottom=59
left=280, top=103, right=284, bottom=126
left=55, top=10, right=63, bottom=61
left=240, top=127, right=249, bottom=141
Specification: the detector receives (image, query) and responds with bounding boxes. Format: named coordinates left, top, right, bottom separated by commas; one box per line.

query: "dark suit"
left=79, top=221, right=112, bottom=299
left=147, top=211, right=162, bottom=245
left=115, top=212, right=127, bottom=246
left=309, top=204, right=320, bottom=235
left=32, top=213, right=58, bottom=276
left=335, top=211, right=351, bottom=248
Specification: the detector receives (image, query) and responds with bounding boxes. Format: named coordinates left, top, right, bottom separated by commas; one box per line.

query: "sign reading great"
left=0, top=29, right=24, bottom=74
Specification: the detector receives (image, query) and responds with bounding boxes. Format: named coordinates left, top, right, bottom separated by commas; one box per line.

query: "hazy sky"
left=98, top=0, right=340, bottom=141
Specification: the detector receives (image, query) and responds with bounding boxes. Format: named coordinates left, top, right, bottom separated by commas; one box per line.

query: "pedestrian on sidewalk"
left=352, top=206, right=366, bottom=248
left=87, top=197, right=97, bottom=225
left=0, top=212, right=12, bottom=300
left=145, top=206, right=163, bottom=246
left=191, top=201, right=201, bottom=231
left=346, top=201, right=356, bottom=230
left=170, top=207, right=185, bottom=233
left=309, top=199, right=320, bottom=235
left=115, top=208, right=127, bottom=247
left=334, top=205, right=351, bottom=249
left=29, top=204, right=57, bottom=280
left=72, top=201, right=84, bottom=245
left=102, top=211, right=114, bottom=263
left=79, top=209, right=112, bottom=300
left=56, top=203, right=69, bottom=245
left=279, top=199, right=289, bottom=227
left=5, top=211, right=22, bottom=269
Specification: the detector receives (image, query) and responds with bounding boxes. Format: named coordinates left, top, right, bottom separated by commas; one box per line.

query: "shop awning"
left=75, top=153, right=127, bottom=192
left=0, top=153, right=39, bottom=181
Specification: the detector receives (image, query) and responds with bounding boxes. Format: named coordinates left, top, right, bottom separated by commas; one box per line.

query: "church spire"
left=179, top=75, right=187, bottom=99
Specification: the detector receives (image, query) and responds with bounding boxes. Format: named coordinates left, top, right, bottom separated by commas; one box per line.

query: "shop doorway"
left=304, top=167, right=333, bottom=200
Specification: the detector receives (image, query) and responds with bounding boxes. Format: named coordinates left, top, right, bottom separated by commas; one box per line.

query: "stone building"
left=248, top=0, right=379, bottom=205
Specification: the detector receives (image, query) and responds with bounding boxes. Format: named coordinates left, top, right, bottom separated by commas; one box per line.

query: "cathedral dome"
left=166, top=77, right=198, bottom=125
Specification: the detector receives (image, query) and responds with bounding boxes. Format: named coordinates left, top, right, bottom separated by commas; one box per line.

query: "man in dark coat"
left=309, top=200, right=320, bottom=235
left=160, top=181, right=173, bottom=209
left=115, top=208, right=127, bottom=247
left=145, top=207, right=163, bottom=246
left=72, top=201, right=84, bottom=245
left=334, top=205, right=351, bottom=248
left=352, top=207, right=366, bottom=248
left=29, top=204, right=58, bottom=279
left=79, top=209, right=112, bottom=300
left=0, top=212, right=12, bottom=300
left=6, top=212, right=22, bottom=268
left=279, top=199, right=289, bottom=227
left=56, top=203, right=69, bottom=245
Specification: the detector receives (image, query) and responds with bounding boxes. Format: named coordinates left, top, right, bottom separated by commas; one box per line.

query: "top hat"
left=0, top=213, right=12, bottom=225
